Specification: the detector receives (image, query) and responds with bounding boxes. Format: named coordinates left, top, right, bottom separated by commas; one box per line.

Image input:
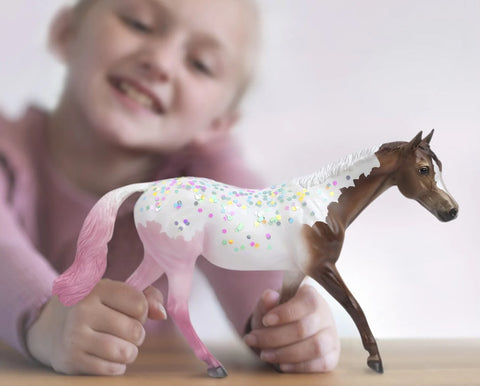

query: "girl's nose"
left=138, top=37, right=180, bottom=82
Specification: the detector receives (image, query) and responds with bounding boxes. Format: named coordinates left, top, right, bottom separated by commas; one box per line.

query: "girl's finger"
left=250, top=289, right=280, bottom=330
left=245, top=308, right=327, bottom=349
left=260, top=328, right=339, bottom=369
left=143, top=285, right=167, bottom=320
left=93, top=279, right=149, bottom=323
left=262, top=285, right=327, bottom=327
left=88, top=304, right=146, bottom=345
left=278, top=350, right=340, bottom=373
left=84, top=331, right=139, bottom=365
left=66, top=350, right=128, bottom=376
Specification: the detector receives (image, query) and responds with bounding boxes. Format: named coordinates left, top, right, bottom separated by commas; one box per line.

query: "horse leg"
left=126, top=253, right=165, bottom=290
left=134, top=224, right=224, bottom=376
left=312, top=263, right=383, bottom=373
left=279, top=270, right=305, bottom=303
left=125, top=253, right=167, bottom=319
left=166, top=263, right=227, bottom=378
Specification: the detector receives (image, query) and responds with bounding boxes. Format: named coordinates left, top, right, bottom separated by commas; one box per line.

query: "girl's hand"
left=244, top=284, right=340, bottom=373
left=26, top=279, right=166, bottom=375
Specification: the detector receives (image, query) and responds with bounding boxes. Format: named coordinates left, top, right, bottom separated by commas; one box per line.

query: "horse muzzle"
left=437, top=206, right=459, bottom=222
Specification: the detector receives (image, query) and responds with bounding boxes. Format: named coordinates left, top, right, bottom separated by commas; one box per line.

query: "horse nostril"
left=449, top=208, right=458, bottom=219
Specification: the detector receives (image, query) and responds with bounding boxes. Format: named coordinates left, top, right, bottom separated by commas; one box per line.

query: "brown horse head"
left=395, top=130, right=458, bottom=222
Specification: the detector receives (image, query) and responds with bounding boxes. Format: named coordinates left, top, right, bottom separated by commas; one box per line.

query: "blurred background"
left=1, top=0, right=478, bottom=341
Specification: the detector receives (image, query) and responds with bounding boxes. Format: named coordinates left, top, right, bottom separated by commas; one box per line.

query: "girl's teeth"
left=119, top=82, right=154, bottom=109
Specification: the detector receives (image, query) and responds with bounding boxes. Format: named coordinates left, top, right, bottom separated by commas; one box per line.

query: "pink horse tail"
left=52, top=182, right=152, bottom=306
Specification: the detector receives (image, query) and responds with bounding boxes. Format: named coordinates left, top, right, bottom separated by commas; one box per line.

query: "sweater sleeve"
left=185, top=135, right=284, bottom=334
left=0, top=167, right=57, bottom=357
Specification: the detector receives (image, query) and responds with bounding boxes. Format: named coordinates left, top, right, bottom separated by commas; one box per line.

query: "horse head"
left=395, top=130, right=458, bottom=222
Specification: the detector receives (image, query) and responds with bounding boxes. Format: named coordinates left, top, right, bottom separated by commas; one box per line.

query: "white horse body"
left=134, top=178, right=307, bottom=271
left=133, top=147, right=381, bottom=272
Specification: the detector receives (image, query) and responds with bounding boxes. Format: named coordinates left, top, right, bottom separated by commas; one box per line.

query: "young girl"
left=0, top=0, right=340, bottom=375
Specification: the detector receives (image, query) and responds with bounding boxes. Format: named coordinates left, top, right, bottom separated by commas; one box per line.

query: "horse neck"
left=325, top=149, right=400, bottom=230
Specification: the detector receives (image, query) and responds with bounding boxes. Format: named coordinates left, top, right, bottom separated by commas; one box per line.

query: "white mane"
left=292, top=146, right=379, bottom=188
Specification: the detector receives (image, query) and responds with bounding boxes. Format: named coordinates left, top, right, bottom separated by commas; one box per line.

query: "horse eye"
left=418, top=166, right=430, bottom=176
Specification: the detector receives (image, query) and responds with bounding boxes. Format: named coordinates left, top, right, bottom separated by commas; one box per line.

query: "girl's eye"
left=418, top=166, right=430, bottom=176
left=191, top=59, right=213, bottom=76
left=121, top=16, right=153, bottom=33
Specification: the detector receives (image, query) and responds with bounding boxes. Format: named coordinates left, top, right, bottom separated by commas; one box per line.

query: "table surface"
left=1, top=335, right=479, bottom=386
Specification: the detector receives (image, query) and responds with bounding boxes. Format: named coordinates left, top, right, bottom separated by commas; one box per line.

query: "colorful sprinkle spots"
left=137, top=176, right=338, bottom=252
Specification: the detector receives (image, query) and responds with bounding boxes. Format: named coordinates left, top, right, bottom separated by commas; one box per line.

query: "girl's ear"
left=48, top=6, right=76, bottom=63
left=193, top=112, right=240, bottom=146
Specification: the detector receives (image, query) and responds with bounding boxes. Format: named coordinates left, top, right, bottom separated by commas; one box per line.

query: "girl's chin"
left=90, top=123, right=161, bottom=151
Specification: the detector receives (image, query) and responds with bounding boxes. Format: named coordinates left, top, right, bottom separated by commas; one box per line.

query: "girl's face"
left=53, top=0, right=256, bottom=152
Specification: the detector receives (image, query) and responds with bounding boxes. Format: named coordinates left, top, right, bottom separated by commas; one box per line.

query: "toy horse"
left=53, top=131, right=458, bottom=377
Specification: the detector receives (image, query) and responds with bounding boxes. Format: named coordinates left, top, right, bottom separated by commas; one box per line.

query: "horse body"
left=52, top=131, right=458, bottom=377
left=133, top=178, right=306, bottom=272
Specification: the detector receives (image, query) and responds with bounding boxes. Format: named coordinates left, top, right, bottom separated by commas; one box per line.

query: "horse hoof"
left=207, top=366, right=228, bottom=378
left=367, top=358, right=384, bottom=374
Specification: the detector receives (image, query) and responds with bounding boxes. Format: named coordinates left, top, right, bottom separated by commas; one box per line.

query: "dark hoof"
left=367, top=358, right=384, bottom=374
left=207, top=366, right=228, bottom=378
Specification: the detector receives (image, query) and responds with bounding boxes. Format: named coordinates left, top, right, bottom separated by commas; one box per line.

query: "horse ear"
left=423, top=129, right=434, bottom=144
left=405, top=131, right=423, bottom=151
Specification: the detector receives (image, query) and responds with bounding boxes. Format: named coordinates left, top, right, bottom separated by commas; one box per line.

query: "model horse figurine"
left=53, top=130, right=458, bottom=377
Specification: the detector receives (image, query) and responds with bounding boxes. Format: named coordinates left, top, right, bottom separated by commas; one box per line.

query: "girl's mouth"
left=109, top=76, right=165, bottom=114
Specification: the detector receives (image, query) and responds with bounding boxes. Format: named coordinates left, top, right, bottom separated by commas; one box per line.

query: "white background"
left=1, top=1, right=479, bottom=341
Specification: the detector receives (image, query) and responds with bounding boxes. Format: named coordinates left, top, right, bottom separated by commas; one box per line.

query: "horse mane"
left=292, top=146, right=379, bottom=188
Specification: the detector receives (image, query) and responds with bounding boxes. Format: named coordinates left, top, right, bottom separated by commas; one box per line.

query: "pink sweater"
left=0, top=107, right=282, bottom=357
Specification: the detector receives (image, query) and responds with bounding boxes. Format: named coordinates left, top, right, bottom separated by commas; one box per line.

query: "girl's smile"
left=108, top=75, right=166, bottom=116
